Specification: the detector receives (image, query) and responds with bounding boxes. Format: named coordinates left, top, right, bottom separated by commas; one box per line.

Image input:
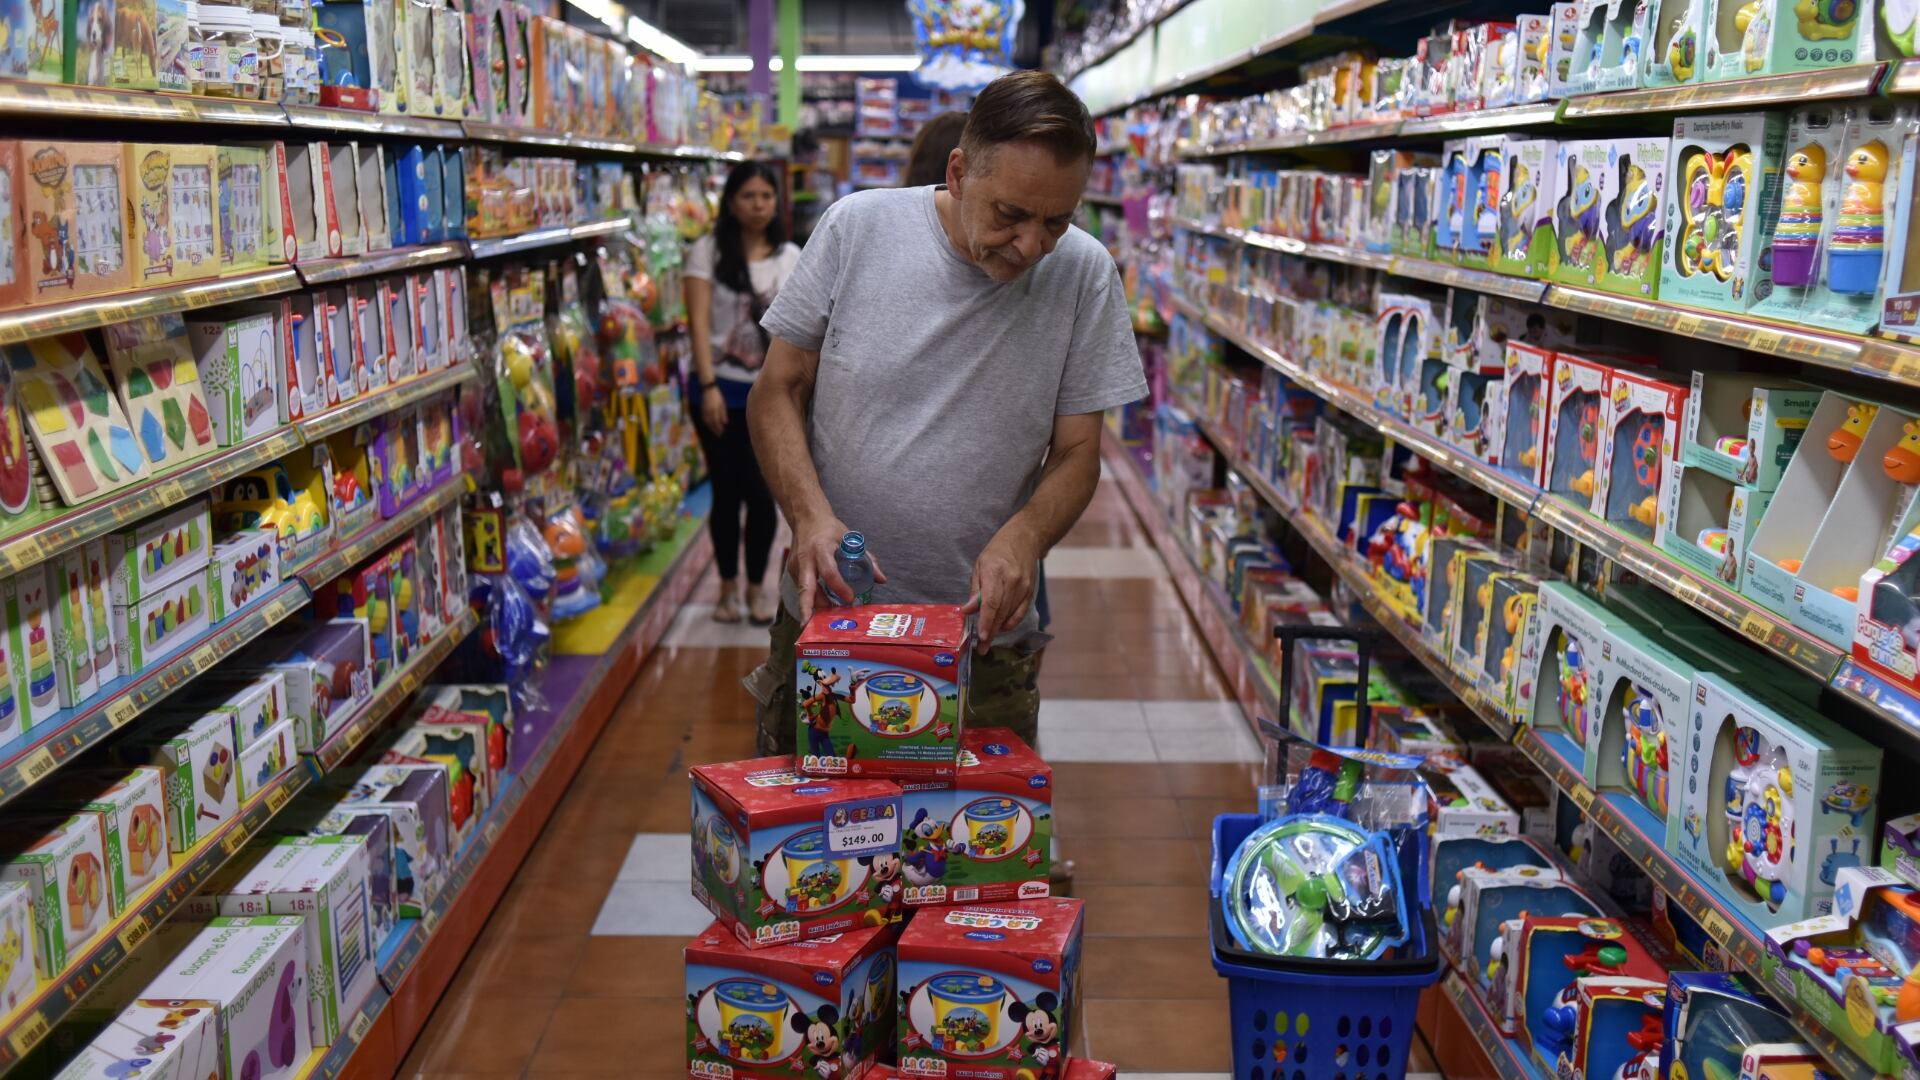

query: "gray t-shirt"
left=761, top=185, right=1147, bottom=624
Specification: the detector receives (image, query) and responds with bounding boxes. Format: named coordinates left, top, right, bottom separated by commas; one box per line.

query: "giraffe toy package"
left=794, top=606, right=971, bottom=780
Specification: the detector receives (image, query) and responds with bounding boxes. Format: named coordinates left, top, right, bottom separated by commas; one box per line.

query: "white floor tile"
left=590, top=880, right=714, bottom=936
left=662, top=603, right=775, bottom=648
left=1044, top=546, right=1164, bottom=579
left=1039, top=727, right=1159, bottom=762
left=1039, top=698, right=1147, bottom=732
left=1148, top=722, right=1261, bottom=763
left=1140, top=700, right=1248, bottom=732
left=615, top=833, right=692, bottom=882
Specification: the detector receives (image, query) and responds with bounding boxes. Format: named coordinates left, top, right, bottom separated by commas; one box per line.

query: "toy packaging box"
left=1557, top=977, right=1666, bottom=1080
left=1477, top=574, right=1537, bottom=715
left=1425, top=761, right=1521, bottom=841
left=897, top=728, right=1052, bottom=911
left=1756, top=103, right=1914, bottom=334
left=684, top=920, right=895, bottom=1080
left=1430, top=832, right=1552, bottom=926
left=1644, top=0, right=1706, bottom=86
left=208, top=529, right=282, bottom=622
left=1, top=811, right=110, bottom=976
left=251, top=837, right=377, bottom=1047
left=126, top=144, right=221, bottom=288
left=142, top=914, right=313, bottom=1080
left=113, top=567, right=209, bottom=674
left=50, top=552, right=99, bottom=708
left=44, top=765, right=168, bottom=912
left=236, top=716, right=293, bottom=802
left=1659, top=465, right=1773, bottom=589
left=1659, top=971, right=1799, bottom=1080
left=896, top=899, right=1083, bottom=1080
left=1680, top=372, right=1815, bottom=491
left=1674, top=672, right=1882, bottom=926
left=1742, top=392, right=1869, bottom=617
left=187, top=311, right=286, bottom=447
left=113, top=709, right=237, bottom=852
left=0, top=880, right=32, bottom=1016
left=1599, top=368, right=1686, bottom=543
left=793, top=606, right=971, bottom=780
left=1450, top=555, right=1509, bottom=679
left=1585, top=620, right=1698, bottom=845
left=106, top=500, right=211, bottom=608
left=18, top=141, right=132, bottom=305
left=1762, top=865, right=1914, bottom=1074
left=690, top=757, right=904, bottom=948
left=1700, top=0, right=1862, bottom=82
left=1593, top=136, right=1668, bottom=299
left=1544, top=352, right=1612, bottom=510
left=1791, top=400, right=1914, bottom=647
left=328, top=764, right=450, bottom=920
left=1662, top=111, right=1788, bottom=313
left=1491, top=138, right=1560, bottom=278
left=1880, top=128, right=1920, bottom=342
left=286, top=806, right=396, bottom=944
left=1497, top=342, right=1555, bottom=486
left=1519, top=581, right=1629, bottom=765
left=216, top=144, right=272, bottom=273
left=241, top=618, right=374, bottom=748
left=1452, top=865, right=1605, bottom=995
left=56, top=998, right=222, bottom=1080
left=1550, top=140, right=1616, bottom=291
left=1500, top=915, right=1669, bottom=1047
left=1853, top=518, right=1920, bottom=694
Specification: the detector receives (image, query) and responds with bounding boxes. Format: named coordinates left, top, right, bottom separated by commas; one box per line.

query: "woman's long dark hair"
left=713, top=160, right=787, bottom=296
left=904, top=111, right=967, bottom=188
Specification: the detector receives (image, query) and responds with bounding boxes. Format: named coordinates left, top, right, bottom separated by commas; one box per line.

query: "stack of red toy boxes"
left=683, top=605, right=1116, bottom=1080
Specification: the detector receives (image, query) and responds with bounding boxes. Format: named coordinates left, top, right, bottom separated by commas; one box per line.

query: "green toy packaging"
left=1645, top=0, right=1707, bottom=85
left=1491, top=138, right=1559, bottom=280
left=1700, top=0, right=1862, bottom=81
left=1661, top=111, right=1787, bottom=313
left=1658, top=466, right=1774, bottom=589
left=1552, top=137, right=1668, bottom=298
left=795, top=605, right=970, bottom=780
left=1680, top=372, right=1816, bottom=491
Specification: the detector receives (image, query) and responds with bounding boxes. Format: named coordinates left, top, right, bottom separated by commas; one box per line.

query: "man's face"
left=947, top=141, right=1088, bottom=282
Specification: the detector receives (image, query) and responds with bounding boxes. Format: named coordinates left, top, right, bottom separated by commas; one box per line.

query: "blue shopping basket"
left=1211, top=813, right=1444, bottom=1080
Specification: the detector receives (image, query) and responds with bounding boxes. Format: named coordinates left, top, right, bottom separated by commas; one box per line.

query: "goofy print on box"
left=794, top=606, right=971, bottom=781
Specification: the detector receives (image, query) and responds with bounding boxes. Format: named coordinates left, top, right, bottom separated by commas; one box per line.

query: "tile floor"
left=396, top=477, right=1446, bottom=1078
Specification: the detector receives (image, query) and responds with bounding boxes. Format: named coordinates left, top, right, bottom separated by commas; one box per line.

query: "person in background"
left=903, top=111, right=967, bottom=188
left=685, top=161, right=800, bottom=624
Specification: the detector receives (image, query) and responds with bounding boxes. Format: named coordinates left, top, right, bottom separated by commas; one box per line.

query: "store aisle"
left=395, top=470, right=1442, bottom=1078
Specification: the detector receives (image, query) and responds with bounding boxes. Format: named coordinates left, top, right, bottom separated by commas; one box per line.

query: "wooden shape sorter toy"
left=102, top=314, right=216, bottom=471
left=6, top=333, right=150, bottom=505
left=0, top=357, right=39, bottom=520
left=21, top=141, right=129, bottom=303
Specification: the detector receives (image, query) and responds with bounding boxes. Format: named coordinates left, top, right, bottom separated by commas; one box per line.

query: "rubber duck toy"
left=1772, top=143, right=1827, bottom=287
left=1828, top=139, right=1888, bottom=295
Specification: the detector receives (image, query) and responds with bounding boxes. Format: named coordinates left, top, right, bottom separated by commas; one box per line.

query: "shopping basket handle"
left=1266, top=623, right=1388, bottom=749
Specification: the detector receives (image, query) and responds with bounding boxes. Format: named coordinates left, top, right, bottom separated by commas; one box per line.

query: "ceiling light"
left=686, top=54, right=923, bottom=73
left=689, top=55, right=755, bottom=72
left=624, top=13, right=700, bottom=64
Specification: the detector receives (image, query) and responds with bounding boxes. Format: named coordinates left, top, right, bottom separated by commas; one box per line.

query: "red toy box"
left=795, top=605, right=972, bottom=780
left=685, top=919, right=895, bottom=1080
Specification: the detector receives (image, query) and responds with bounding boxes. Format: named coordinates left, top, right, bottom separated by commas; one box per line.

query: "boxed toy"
left=1425, top=760, right=1522, bottom=839
left=1680, top=372, right=1815, bottom=490
left=691, top=758, right=903, bottom=948
left=56, top=998, right=221, bottom=1080
left=0, top=880, right=31, bottom=1016
left=45, top=765, right=167, bottom=911
left=255, top=837, right=376, bottom=1046
left=50, top=550, right=98, bottom=708
left=1478, top=575, right=1537, bottom=715
left=188, top=311, right=287, bottom=446
left=1520, top=582, right=1629, bottom=761
left=1501, top=915, right=1669, bottom=1046
left=897, top=728, right=1052, bottom=910
left=216, top=144, right=272, bottom=273
left=285, top=806, right=395, bottom=944
left=1662, top=111, right=1788, bottom=312
left=126, top=144, right=221, bottom=288
left=896, top=899, right=1083, bottom=1080
left=1762, top=865, right=1912, bottom=1073
left=793, top=606, right=971, bottom=780
left=106, top=500, right=211, bottom=608
left=1756, top=103, right=1915, bottom=334
left=381, top=699, right=502, bottom=844
left=1451, top=555, right=1508, bottom=677
left=209, top=529, right=281, bottom=622
left=1544, top=352, right=1611, bottom=509
left=1551, top=141, right=1615, bottom=289
left=1454, top=864, right=1605, bottom=995
left=1585, top=620, right=1698, bottom=843
left=1743, top=392, right=1873, bottom=616
left=1564, top=136, right=1667, bottom=298
left=1497, top=342, right=1555, bottom=486
left=1674, top=672, right=1881, bottom=925
left=1660, top=971, right=1800, bottom=1080
left=236, top=716, right=293, bottom=802
left=1488, top=15, right=1553, bottom=107
left=1555, top=977, right=1666, bottom=1080
left=18, top=141, right=131, bottom=304
left=1659, top=466, right=1773, bottom=588
left=114, top=709, right=237, bottom=851
left=1847, top=515, right=1920, bottom=695
left=1796, top=401, right=1915, bottom=645
left=1879, top=127, right=1920, bottom=342
left=142, top=914, right=313, bottom=1080
left=330, top=763, right=450, bottom=919
left=242, top=618, right=374, bottom=747
left=3, top=571, right=56, bottom=730
left=1431, top=832, right=1553, bottom=923
left=1598, top=368, right=1686, bottom=542
left=1644, top=0, right=1706, bottom=86
left=113, top=568, right=209, bottom=673
left=1, top=812, right=109, bottom=975
left=1701, top=0, right=1862, bottom=82
left=685, top=921, right=895, bottom=1080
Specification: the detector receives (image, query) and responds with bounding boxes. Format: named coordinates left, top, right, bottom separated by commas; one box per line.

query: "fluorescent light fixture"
left=624, top=13, right=700, bottom=64
left=687, top=54, right=922, bottom=73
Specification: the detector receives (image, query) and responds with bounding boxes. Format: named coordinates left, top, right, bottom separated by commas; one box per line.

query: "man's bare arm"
left=964, top=411, right=1104, bottom=648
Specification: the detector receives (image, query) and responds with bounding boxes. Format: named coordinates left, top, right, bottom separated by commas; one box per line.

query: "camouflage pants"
left=749, top=606, right=1043, bottom=756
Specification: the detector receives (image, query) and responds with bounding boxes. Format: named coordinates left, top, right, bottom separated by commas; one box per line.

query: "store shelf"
left=467, top=217, right=631, bottom=260
left=0, top=608, right=477, bottom=1072
left=0, top=580, right=306, bottom=802
left=295, top=242, right=469, bottom=286
left=461, top=120, right=572, bottom=149
left=1399, top=102, right=1561, bottom=139
left=284, top=105, right=464, bottom=140
left=1563, top=64, right=1885, bottom=118
left=0, top=268, right=301, bottom=346
left=1442, top=973, right=1537, bottom=1080
left=1084, top=192, right=1125, bottom=207
left=291, top=475, right=464, bottom=588
left=0, top=81, right=290, bottom=127
left=298, top=365, right=477, bottom=443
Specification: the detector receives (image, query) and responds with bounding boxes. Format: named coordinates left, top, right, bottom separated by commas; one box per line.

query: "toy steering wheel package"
left=1219, top=813, right=1411, bottom=962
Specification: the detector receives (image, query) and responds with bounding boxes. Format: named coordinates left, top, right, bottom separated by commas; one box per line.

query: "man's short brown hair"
left=958, top=70, right=1097, bottom=170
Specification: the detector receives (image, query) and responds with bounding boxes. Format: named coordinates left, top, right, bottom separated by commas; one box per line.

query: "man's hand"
left=792, top=516, right=887, bottom=625
left=700, top=385, right=728, bottom=434
left=962, top=527, right=1038, bottom=652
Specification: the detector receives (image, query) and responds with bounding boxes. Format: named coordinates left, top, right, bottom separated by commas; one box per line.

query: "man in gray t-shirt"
left=746, top=70, right=1147, bottom=754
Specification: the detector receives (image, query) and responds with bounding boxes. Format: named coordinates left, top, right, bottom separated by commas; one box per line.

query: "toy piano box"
left=691, top=758, right=903, bottom=949
left=897, top=727, right=1052, bottom=910
left=684, top=920, right=895, bottom=1080
left=794, top=606, right=971, bottom=780
left=896, top=899, right=1084, bottom=1080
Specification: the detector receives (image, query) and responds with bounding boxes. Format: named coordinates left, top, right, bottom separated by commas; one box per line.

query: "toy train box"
left=896, top=898, right=1084, bottom=1080
left=685, top=920, right=894, bottom=1080
left=690, top=757, right=903, bottom=949
left=897, top=728, right=1051, bottom=910
left=794, top=606, right=971, bottom=781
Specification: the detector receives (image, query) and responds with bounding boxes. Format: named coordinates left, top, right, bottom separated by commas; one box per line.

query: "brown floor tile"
left=1038, top=649, right=1138, bottom=677
left=1053, top=796, right=1188, bottom=839
left=1050, top=762, right=1174, bottom=798
left=1176, top=794, right=1258, bottom=837
left=1084, top=998, right=1232, bottom=1072
left=1159, top=761, right=1265, bottom=796
left=1037, top=673, right=1150, bottom=699
left=1133, top=674, right=1230, bottom=700
left=441, top=931, right=585, bottom=1002
left=1083, top=936, right=1226, bottom=999
left=1076, top=884, right=1212, bottom=938
left=403, top=995, right=555, bottom=1074
left=564, top=936, right=693, bottom=998
left=493, top=877, right=616, bottom=937
left=528, top=997, right=689, bottom=1073
left=1062, top=837, right=1211, bottom=885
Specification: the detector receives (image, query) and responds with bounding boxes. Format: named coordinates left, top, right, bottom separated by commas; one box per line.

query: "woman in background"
left=903, top=111, right=967, bottom=187
left=686, top=161, right=799, bottom=624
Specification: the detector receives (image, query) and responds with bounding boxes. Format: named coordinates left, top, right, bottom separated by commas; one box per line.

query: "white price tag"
left=823, top=797, right=900, bottom=858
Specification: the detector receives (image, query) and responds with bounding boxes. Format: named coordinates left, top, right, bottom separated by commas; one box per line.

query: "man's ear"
left=946, top=147, right=966, bottom=196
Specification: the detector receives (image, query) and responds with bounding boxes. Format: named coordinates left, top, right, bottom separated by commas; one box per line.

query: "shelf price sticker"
left=9, top=1010, right=48, bottom=1056
left=1701, top=908, right=1736, bottom=946
left=1738, top=611, right=1775, bottom=646
left=117, top=914, right=151, bottom=953
left=106, top=696, right=138, bottom=728
left=823, top=795, right=901, bottom=859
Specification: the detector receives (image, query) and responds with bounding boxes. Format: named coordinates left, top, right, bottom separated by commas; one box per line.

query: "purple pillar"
left=749, top=0, right=773, bottom=122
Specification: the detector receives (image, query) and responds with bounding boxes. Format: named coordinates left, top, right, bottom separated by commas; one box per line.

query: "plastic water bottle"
left=832, top=531, right=875, bottom=605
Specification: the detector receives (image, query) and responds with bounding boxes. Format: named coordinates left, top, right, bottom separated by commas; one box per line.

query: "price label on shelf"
left=117, top=914, right=151, bottom=953
left=1749, top=328, right=1782, bottom=353
left=1569, top=781, right=1596, bottom=813
left=348, top=1010, right=373, bottom=1044
left=189, top=645, right=217, bottom=674
left=1674, top=314, right=1703, bottom=338
left=266, top=782, right=292, bottom=813
left=9, top=1011, right=49, bottom=1056
left=1702, top=909, right=1736, bottom=946
left=1738, top=611, right=1775, bottom=645
left=106, top=696, right=138, bottom=728
left=3, top=535, right=45, bottom=571
left=223, top=829, right=247, bottom=855
left=1672, top=578, right=1704, bottom=607
left=18, top=747, right=55, bottom=785
left=155, top=479, right=187, bottom=504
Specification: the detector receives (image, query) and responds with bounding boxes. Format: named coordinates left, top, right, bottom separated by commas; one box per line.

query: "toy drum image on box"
left=896, top=898, right=1083, bottom=1080
left=690, top=758, right=903, bottom=948
left=685, top=921, right=894, bottom=1080
left=898, top=728, right=1052, bottom=909
left=794, top=606, right=971, bottom=779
